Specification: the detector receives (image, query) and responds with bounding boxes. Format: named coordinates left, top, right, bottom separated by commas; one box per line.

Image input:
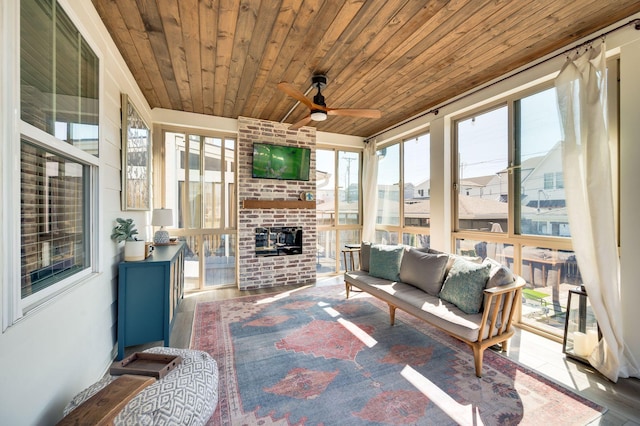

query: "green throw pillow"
left=368, top=245, right=405, bottom=281
left=439, top=258, right=491, bottom=314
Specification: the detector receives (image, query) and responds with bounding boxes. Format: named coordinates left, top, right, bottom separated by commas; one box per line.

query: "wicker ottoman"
left=64, top=347, right=218, bottom=425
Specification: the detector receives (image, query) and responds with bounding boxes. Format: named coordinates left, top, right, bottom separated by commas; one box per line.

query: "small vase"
left=124, top=240, right=146, bottom=261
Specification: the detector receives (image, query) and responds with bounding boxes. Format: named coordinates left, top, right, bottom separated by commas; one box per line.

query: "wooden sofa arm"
left=483, top=278, right=526, bottom=296
left=478, top=278, right=525, bottom=344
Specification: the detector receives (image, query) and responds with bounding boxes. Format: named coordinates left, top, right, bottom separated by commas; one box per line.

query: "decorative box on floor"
left=63, top=347, right=218, bottom=425
left=563, top=285, right=601, bottom=362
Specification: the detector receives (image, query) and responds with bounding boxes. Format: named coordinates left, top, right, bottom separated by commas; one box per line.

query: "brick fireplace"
left=237, top=117, right=316, bottom=290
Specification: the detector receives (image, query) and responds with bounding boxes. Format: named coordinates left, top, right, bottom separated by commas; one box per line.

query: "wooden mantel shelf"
left=242, top=199, right=316, bottom=209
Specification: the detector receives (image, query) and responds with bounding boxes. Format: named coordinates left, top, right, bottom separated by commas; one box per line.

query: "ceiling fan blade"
left=327, top=108, right=382, bottom=119
left=289, top=115, right=312, bottom=130
left=277, top=82, right=314, bottom=109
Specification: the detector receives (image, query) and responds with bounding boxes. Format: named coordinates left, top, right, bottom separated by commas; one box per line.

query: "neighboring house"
left=521, top=142, right=565, bottom=211
left=413, top=179, right=431, bottom=199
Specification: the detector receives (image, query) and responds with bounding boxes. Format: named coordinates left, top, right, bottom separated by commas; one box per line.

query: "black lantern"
left=563, top=286, right=600, bottom=363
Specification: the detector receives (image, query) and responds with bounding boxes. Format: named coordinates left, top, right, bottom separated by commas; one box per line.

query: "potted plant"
left=111, top=218, right=145, bottom=261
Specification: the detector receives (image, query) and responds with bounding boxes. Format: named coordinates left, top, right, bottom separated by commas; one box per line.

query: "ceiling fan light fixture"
left=310, top=110, right=327, bottom=121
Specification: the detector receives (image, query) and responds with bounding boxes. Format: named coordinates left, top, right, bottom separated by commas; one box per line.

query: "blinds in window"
left=20, top=142, right=87, bottom=298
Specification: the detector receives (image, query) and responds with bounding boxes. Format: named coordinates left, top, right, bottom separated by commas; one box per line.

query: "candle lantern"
left=563, top=286, right=600, bottom=363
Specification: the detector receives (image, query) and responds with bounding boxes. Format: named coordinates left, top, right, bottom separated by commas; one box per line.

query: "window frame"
left=315, top=146, right=362, bottom=274
left=2, top=0, right=101, bottom=328
left=155, top=126, right=238, bottom=290
left=374, top=129, right=432, bottom=247
left=450, top=69, right=619, bottom=338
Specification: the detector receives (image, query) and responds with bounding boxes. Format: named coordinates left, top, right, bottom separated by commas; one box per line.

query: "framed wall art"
left=121, top=93, right=151, bottom=211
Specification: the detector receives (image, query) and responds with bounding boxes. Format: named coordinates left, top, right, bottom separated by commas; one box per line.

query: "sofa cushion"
left=345, top=271, right=488, bottom=342
left=439, top=258, right=491, bottom=314
left=399, top=248, right=449, bottom=295
left=360, top=241, right=372, bottom=271
left=368, top=244, right=404, bottom=281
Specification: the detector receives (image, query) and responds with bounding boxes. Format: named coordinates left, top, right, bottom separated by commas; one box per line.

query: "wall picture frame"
left=121, top=93, right=151, bottom=211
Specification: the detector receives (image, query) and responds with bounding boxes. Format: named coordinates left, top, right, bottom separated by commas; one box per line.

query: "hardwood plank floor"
left=131, top=275, right=640, bottom=425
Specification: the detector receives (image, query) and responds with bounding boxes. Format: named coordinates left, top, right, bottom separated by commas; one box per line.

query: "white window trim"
left=1, top=0, right=22, bottom=330
left=2, top=0, right=102, bottom=330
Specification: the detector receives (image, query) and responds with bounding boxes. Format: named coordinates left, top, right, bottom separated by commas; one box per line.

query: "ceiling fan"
left=278, top=75, right=381, bottom=130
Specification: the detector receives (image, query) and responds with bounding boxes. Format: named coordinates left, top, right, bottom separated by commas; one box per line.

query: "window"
left=338, top=151, right=360, bottom=225
left=161, top=130, right=236, bottom=290
left=17, top=0, right=99, bottom=308
left=375, top=132, right=431, bottom=247
left=452, top=77, right=617, bottom=338
left=455, top=106, right=508, bottom=233
left=21, top=0, right=99, bottom=156
left=21, top=142, right=89, bottom=298
left=516, top=88, right=567, bottom=237
left=376, top=144, right=400, bottom=228
left=316, top=148, right=361, bottom=274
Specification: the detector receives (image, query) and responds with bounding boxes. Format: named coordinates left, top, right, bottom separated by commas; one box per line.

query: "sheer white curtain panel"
left=555, top=41, right=639, bottom=381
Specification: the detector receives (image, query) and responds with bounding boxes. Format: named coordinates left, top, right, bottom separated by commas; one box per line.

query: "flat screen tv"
left=252, top=142, right=311, bottom=181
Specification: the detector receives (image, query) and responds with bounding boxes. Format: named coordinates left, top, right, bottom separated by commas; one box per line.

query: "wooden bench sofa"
left=344, top=243, right=525, bottom=377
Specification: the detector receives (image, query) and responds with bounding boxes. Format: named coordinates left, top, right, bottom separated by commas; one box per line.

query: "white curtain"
left=555, top=42, right=639, bottom=382
left=361, top=141, right=378, bottom=242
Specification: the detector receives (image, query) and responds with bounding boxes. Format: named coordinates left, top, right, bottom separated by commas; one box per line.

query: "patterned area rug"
left=191, top=284, right=605, bottom=425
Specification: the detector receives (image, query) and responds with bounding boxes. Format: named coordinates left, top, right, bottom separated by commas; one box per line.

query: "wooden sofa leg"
left=388, top=304, right=396, bottom=326
left=473, top=345, right=484, bottom=378
left=501, top=339, right=509, bottom=353
left=345, top=282, right=350, bottom=299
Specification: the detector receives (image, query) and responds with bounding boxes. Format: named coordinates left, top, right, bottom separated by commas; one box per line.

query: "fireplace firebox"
left=255, top=226, right=303, bottom=256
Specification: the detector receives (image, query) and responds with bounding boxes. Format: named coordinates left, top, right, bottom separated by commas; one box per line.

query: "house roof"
left=91, top=1, right=640, bottom=137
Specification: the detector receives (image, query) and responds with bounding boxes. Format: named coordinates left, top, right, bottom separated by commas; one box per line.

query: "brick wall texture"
left=237, top=117, right=317, bottom=290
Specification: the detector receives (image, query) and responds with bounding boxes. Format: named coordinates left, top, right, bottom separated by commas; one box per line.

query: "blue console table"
left=117, top=242, right=185, bottom=360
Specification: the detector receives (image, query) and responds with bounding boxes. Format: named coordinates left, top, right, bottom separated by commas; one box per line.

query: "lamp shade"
left=152, top=208, right=173, bottom=226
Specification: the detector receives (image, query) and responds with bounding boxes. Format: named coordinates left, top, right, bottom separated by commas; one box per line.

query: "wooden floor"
left=135, top=275, right=640, bottom=425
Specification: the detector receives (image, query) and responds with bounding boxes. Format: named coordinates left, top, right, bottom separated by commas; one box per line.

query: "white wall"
left=0, top=1, right=153, bottom=423
left=620, top=38, right=640, bottom=367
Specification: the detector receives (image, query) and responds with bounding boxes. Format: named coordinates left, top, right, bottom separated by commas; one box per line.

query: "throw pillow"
left=483, top=257, right=515, bottom=289
left=444, top=253, right=482, bottom=276
left=368, top=245, right=405, bottom=281
left=399, top=248, right=449, bottom=295
left=439, top=258, right=491, bottom=314
left=360, top=241, right=372, bottom=272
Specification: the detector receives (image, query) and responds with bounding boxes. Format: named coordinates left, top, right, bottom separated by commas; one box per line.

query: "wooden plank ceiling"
left=92, top=0, right=640, bottom=138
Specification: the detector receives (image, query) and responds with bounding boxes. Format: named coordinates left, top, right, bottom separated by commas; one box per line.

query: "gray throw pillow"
left=399, top=248, right=449, bottom=295
left=482, top=257, right=516, bottom=320
left=360, top=241, right=372, bottom=271
left=483, top=257, right=515, bottom=289
left=439, top=258, right=491, bottom=314
left=368, top=245, right=404, bottom=281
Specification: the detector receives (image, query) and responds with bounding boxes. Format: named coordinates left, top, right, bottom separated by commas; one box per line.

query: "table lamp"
left=152, top=208, right=173, bottom=244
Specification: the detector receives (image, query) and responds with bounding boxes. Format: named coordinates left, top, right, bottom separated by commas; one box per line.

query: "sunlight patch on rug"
left=401, top=364, right=484, bottom=425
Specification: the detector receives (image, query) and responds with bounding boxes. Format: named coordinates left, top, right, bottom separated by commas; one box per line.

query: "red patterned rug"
left=191, top=284, right=605, bottom=425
